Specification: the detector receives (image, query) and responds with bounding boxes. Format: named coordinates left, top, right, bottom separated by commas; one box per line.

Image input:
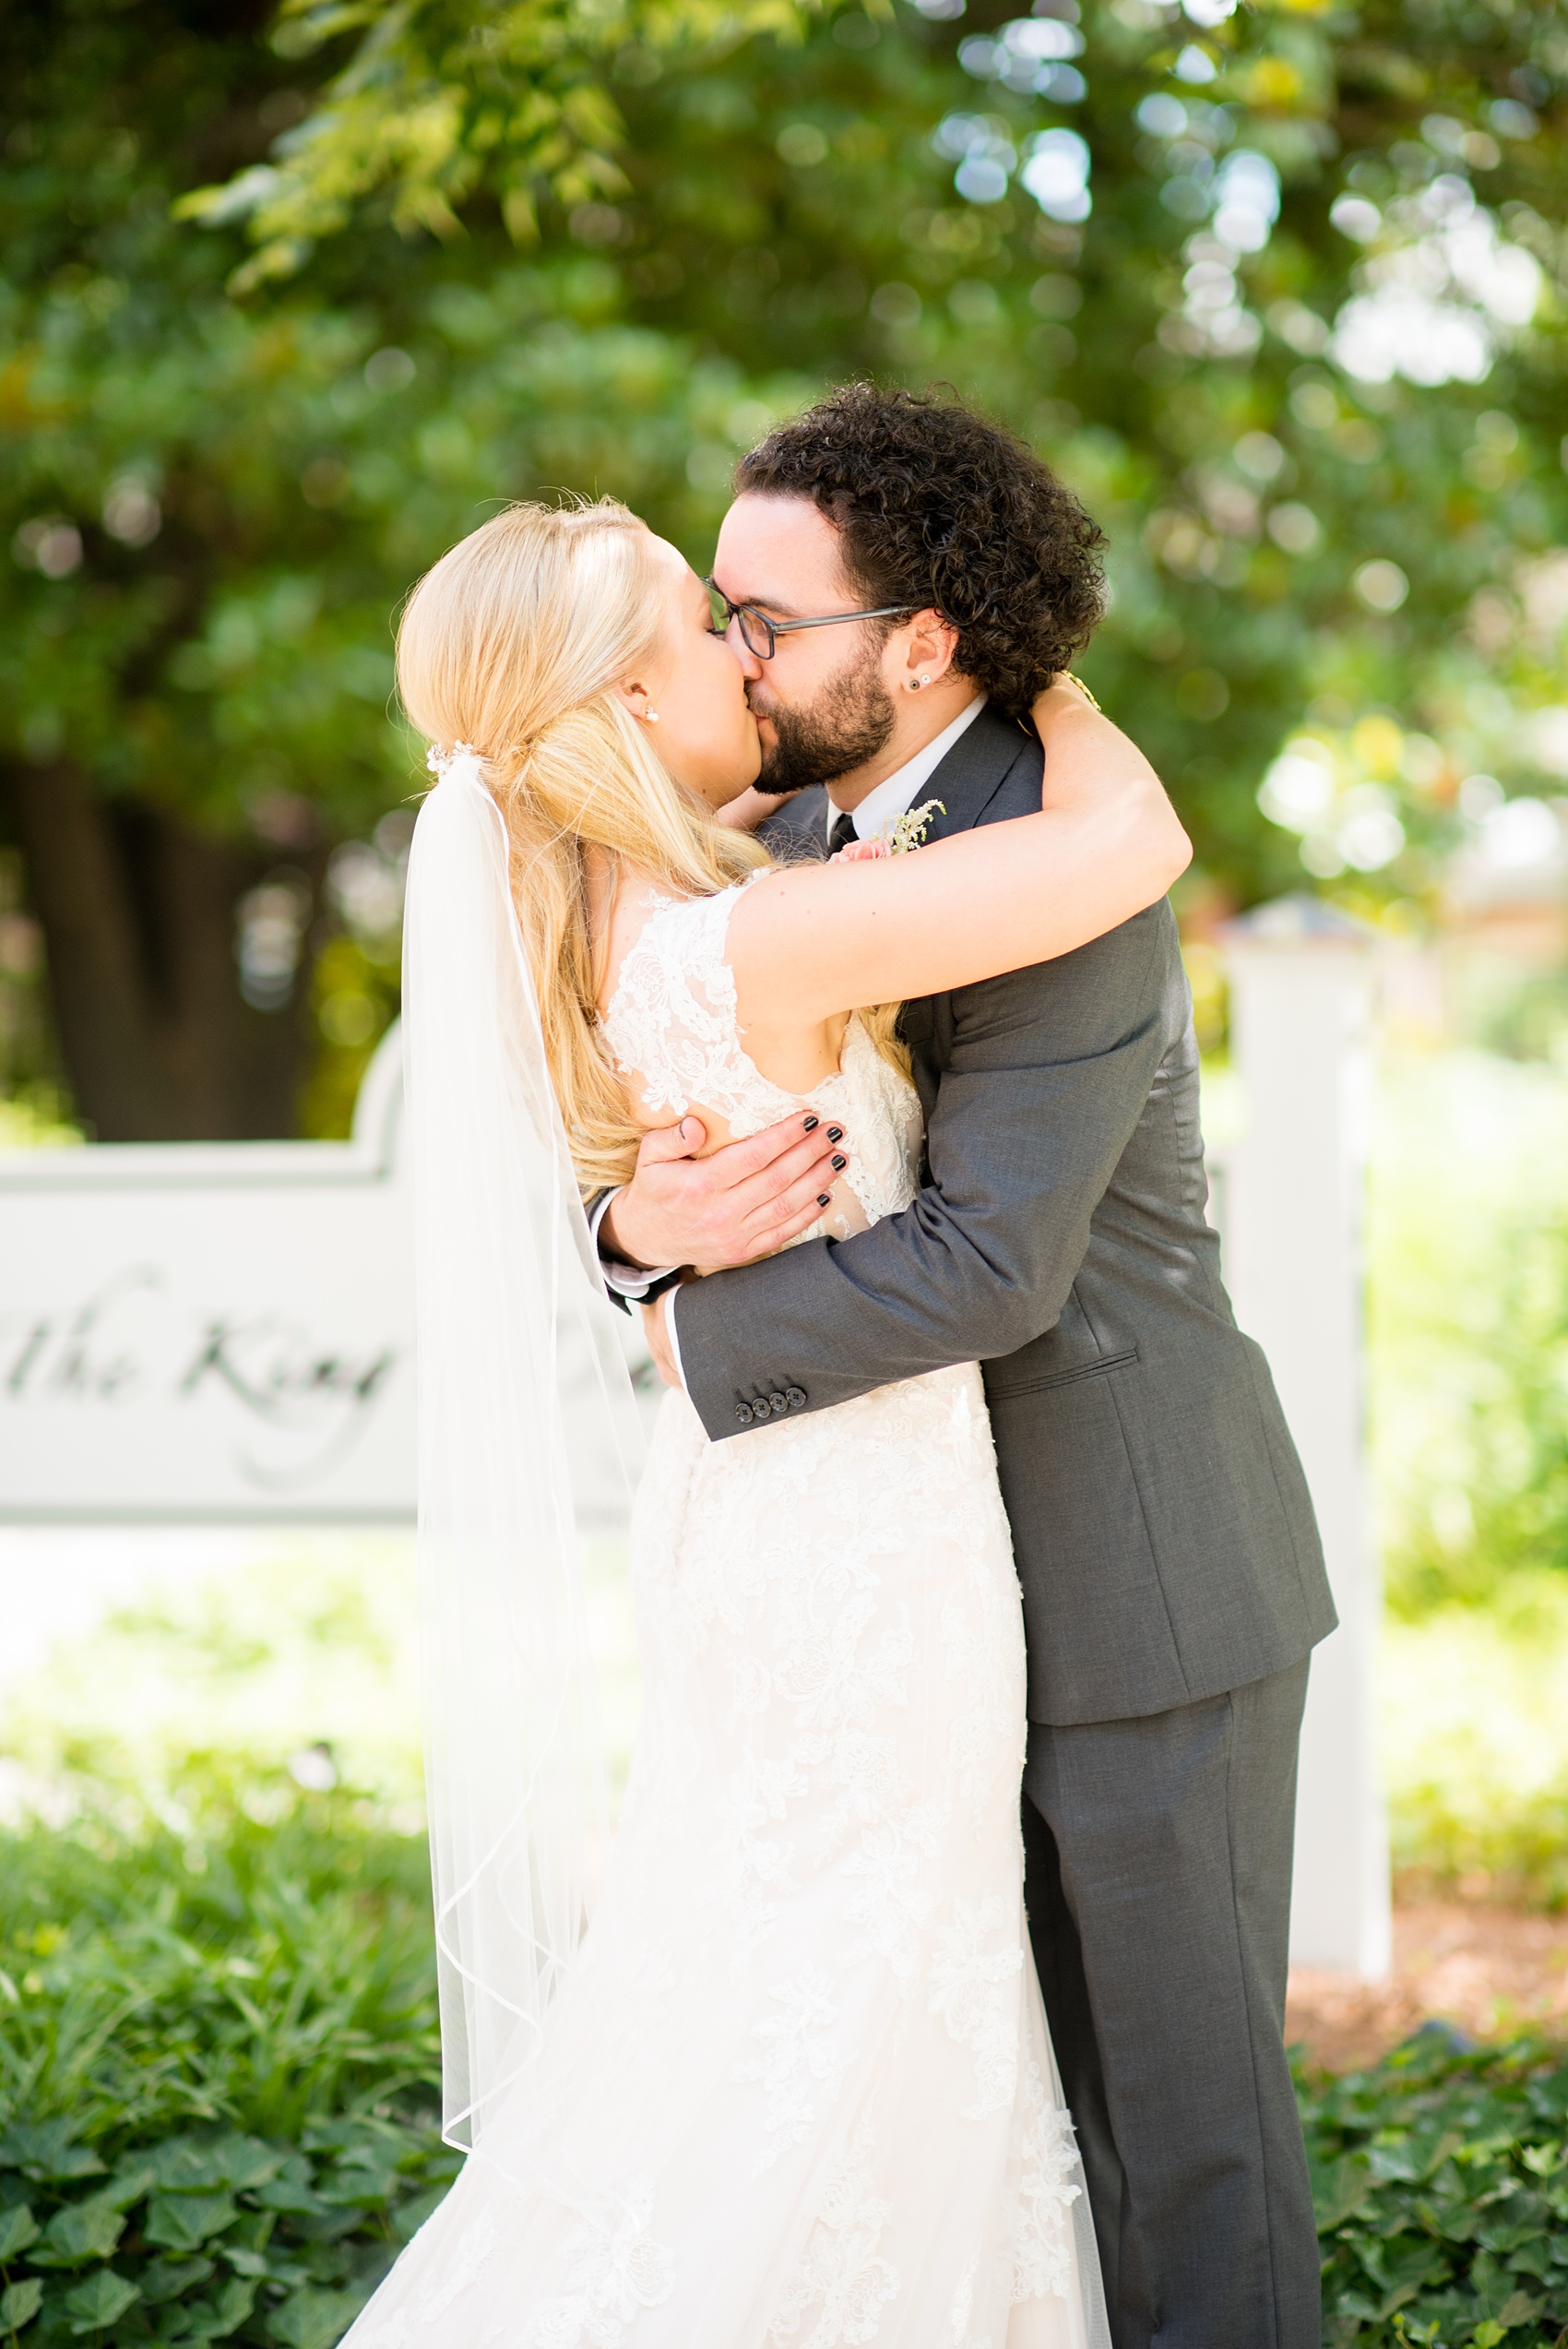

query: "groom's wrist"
left=593, top=1189, right=678, bottom=1295
left=598, top=1187, right=666, bottom=1278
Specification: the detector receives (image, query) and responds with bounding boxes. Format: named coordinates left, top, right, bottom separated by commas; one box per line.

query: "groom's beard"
left=751, top=638, right=897, bottom=796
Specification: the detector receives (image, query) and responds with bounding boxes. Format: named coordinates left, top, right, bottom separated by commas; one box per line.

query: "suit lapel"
left=921, top=705, right=1034, bottom=841
left=758, top=786, right=828, bottom=864
left=898, top=706, right=1033, bottom=1090
left=758, top=710, right=1024, bottom=861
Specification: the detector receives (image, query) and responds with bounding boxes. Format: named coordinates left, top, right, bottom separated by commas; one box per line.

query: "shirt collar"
left=825, top=694, right=987, bottom=843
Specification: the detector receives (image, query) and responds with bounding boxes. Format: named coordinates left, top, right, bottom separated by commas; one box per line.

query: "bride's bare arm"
left=715, top=785, right=788, bottom=832
left=728, top=686, right=1189, bottom=1027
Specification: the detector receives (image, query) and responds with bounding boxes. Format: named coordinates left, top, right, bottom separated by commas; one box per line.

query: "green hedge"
left=1305, top=2032, right=1568, bottom=2347
left=0, top=1784, right=455, bottom=2347
left=2, top=1788, right=1566, bottom=2348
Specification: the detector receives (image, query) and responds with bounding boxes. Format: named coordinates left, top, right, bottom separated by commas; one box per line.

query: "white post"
left=1220, top=895, right=1390, bottom=1980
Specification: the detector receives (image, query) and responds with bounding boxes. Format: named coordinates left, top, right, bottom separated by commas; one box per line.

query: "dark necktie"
left=828, top=810, right=858, bottom=856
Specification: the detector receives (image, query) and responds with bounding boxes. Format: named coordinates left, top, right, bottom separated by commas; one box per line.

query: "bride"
left=347, top=497, right=1188, bottom=2349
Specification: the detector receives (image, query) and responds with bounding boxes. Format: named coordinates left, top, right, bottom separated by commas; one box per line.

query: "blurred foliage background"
left=2, top=23, right=1568, bottom=2344
left=2, top=0, right=1565, bottom=1138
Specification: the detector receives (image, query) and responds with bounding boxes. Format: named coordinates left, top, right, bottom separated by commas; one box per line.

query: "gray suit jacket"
left=674, top=704, right=1336, bottom=1726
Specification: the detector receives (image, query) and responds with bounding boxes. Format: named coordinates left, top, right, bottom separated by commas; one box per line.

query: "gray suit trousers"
left=1022, top=1660, right=1319, bottom=2349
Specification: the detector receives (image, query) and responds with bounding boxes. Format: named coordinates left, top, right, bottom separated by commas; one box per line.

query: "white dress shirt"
left=823, top=693, right=985, bottom=846
left=602, top=696, right=987, bottom=1391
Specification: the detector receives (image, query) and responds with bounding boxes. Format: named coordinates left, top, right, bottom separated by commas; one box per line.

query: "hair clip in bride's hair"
left=426, top=740, right=483, bottom=782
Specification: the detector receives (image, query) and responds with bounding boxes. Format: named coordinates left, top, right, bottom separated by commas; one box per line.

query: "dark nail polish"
left=831, top=1153, right=847, bottom=1172
left=802, top=1115, right=819, bottom=1131
left=816, top=1193, right=831, bottom=1208
left=826, top=1126, right=843, bottom=1143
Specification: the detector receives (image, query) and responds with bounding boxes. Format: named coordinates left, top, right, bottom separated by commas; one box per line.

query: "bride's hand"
left=1026, top=674, right=1160, bottom=820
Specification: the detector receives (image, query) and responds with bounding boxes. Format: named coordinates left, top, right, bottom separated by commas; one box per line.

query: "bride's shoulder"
left=597, top=874, right=751, bottom=1020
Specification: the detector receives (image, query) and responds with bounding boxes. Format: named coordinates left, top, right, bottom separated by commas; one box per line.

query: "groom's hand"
left=602, top=1111, right=847, bottom=1270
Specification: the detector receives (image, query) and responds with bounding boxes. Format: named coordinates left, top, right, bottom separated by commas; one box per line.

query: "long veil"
left=401, top=748, right=643, bottom=2151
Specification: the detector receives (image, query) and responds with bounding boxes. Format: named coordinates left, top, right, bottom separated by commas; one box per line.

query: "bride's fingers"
left=738, top=1195, right=838, bottom=1258
left=740, top=1158, right=849, bottom=1246
left=726, top=1123, right=845, bottom=1221
left=707, top=1110, right=832, bottom=1189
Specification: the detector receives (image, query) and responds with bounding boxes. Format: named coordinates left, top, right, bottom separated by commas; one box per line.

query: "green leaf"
left=315, top=2161, right=400, bottom=2208
left=148, top=2140, right=233, bottom=2194
left=208, top=2136, right=282, bottom=2192
left=31, top=2195, right=126, bottom=2268
left=267, top=2287, right=368, bottom=2349
left=182, top=2276, right=257, bottom=2341
left=0, top=2278, right=42, bottom=2331
left=1312, top=2152, right=1375, bottom=2234
left=103, top=2163, right=159, bottom=2211
left=254, top=2175, right=328, bottom=2219
left=139, top=2256, right=217, bottom=2306
left=0, top=2204, right=39, bottom=2260
left=148, top=2136, right=280, bottom=2195
left=220, top=2246, right=273, bottom=2278
left=1503, top=2236, right=1557, bottom=2281
left=63, top=2268, right=141, bottom=2335
left=1350, top=2231, right=1452, bottom=2320
left=390, top=2184, right=449, bottom=2243
left=144, top=2191, right=239, bottom=2251
left=0, top=2127, right=105, bottom=2185
left=1423, top=2130, right=1467, bottom=2180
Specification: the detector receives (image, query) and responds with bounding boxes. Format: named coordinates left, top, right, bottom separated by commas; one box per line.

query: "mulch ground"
left=1287, top=1894, right=1568, bottom=2071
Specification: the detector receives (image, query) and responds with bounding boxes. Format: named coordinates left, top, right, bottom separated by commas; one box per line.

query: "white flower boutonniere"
left=886, top=797, right=944, bottom=853
left=831, top=799, right=946, bottom=863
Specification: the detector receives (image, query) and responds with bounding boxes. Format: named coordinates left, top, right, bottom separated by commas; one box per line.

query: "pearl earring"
left=645, top=709, right=659, bottom=723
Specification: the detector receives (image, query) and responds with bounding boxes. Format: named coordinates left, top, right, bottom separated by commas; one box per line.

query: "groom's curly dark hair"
left=733, top=383, right=1106, bottom=723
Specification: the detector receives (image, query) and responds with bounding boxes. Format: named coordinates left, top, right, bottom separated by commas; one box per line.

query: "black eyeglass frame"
left=706, top=579, right=915, bottom=661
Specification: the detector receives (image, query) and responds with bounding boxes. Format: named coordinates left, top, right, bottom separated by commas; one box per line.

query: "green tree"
left=4, top=0, right=1565, bottom=1136
left=0, top=0, right=760, bottom=1134
left=216, top=0, right=1566, bottom=900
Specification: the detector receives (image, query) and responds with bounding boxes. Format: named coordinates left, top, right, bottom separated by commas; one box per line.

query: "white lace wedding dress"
left=346, top=882, right=1110, bottom=2349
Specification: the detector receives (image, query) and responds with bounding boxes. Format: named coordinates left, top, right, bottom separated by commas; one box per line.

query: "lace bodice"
left=601, top=881, right=923, bottom=1238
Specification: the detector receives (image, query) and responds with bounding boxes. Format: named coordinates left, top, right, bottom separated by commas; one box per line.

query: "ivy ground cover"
left=0, top=1787, right=454, bottom=2349
left=1, top=1786, right=1565, bottom=2347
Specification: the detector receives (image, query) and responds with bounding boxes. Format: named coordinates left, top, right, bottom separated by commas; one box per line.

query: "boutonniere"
left=886, top=797, right=944, bottom=853
left=832, top=798, right=946, bottom=862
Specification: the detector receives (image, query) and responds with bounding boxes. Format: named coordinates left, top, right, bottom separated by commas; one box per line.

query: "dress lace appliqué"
left=927, top=1895, right=1026, bottom=2119
left=766, top=2121, right=901, bottom=2348
left=601, top=882, right=921, bottom=1230
left=1011, top=2067, right=1082, bottom=2306
left=525, top=2176, right=676, bottom=2348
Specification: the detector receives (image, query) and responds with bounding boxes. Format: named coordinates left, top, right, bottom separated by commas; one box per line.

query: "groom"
left=598, top=384, right=1336, bottom=2349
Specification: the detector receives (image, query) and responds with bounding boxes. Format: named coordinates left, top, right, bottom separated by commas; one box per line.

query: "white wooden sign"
left=0, top=1032, right=415, bottom=1522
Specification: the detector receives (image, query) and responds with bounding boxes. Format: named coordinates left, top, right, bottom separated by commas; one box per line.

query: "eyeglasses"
left=707, top=579, right=914, bottom=661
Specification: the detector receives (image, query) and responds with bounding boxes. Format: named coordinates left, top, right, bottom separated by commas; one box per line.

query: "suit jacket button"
left=767, top=1391, right=789, bottom=1416
left=785, top=1387, right=807, bottom=1410
left=734, top=1402, right=754, bottom=1425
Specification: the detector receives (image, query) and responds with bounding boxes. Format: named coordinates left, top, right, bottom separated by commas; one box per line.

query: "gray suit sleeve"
left=675, top=904, right=1170, bottom=1440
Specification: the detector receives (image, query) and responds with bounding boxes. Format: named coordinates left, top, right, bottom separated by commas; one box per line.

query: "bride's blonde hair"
left=397, top=498, right=769, bottom=1194
left=399, top=494, right=909, bottom=1196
